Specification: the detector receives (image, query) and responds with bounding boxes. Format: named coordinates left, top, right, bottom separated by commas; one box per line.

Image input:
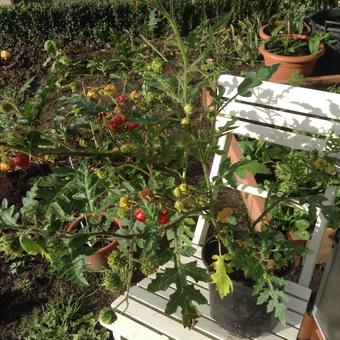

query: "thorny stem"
left=0, top=141, right=122, bottom=158
left=0, top=223, right=140, bottom=240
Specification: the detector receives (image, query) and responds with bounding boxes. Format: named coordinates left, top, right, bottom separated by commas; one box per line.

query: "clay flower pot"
left=298, top=311, right=316, bottom=340
left=67, top=214, right=121, bottom=272
left=258, top=21, right=285, bottom=40
left=259, top=37, right=326, bottom=83
left=259, top=21, right=311, bottom=41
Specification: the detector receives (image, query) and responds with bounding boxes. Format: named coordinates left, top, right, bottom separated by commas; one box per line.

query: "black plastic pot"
left=202, top=237, right=277, bottom=338
left=311, top=8, right=340, bottom=52
left=310, top=8, right=340, bottom=75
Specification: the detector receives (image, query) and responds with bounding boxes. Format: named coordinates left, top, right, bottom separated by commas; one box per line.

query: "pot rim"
left=67, top=213, right=120, bottom=254
left=259, top=40, right=326, bottom=63
left=202, top=235, right=295, bottom=280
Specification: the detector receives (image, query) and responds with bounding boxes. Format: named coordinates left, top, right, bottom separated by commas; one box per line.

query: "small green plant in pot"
left=258, top=0, right=334, bottom=83
left=0, top=2, right=340, bottom=338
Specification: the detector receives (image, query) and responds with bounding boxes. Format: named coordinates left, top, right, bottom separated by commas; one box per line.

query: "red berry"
left=134, top=208, right=146, bottom=222
left=106, top=114, right=126, bottom=131
left=158, top=211, right=170, bottom=225
left=127, top=122, right=139, bottom=130
left=13, top=153, right=30, bottom=168
left=118, top=95, right=125, bottom=104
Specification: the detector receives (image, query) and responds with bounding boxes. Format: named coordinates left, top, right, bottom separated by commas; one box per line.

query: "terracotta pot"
left=259, top=21, right=311, bottom=41
left=67, top=214, right=120, bottom=272
left=259, top=37, right=326, bottom=83
left=258, top=21, right=285, bottom=40
left=298, top=311, right=316, bottom=340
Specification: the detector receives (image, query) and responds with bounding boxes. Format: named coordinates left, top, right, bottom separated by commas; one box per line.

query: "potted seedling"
left=258, top=0, right=333, bottom=82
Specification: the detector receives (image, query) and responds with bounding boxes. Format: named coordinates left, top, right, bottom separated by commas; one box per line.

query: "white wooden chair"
left=102, top=75, right=340, bottom=340
left=195, top=75, right=340, bottom=288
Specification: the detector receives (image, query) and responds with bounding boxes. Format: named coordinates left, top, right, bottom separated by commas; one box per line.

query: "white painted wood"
left=107, top=245, right=311, bottom=340
left=270, top=322, right=299, bottom=340
left=193, top=133, right=233, bottom=245
left=286, top=294, right=310, bottom=315
left=299, top=185, right=337, bottom=287
left=220, top=118, right=336, bottom=156
left=100, top=314, right=168, bottom=340
left=111, top=295, right=213, bottom=340
left=193, top=215, right=210, bottom=247
left=222, top=180, right=310, bottom=212
left=255, top=332, right=285, bottom=340
left=0, top=0, right=14, bottom=6
left=285, top=281, right=312, bottom=302
left=218, top=74, right=340, bottom=120
left=129, top=286, right=244, bottom=340
left=138, top=275, right=305, bottom=329
left=221, top=101, right=340, bottom=137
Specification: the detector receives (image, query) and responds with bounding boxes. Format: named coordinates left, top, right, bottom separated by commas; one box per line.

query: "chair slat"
left=218, top=74, right=340, bottom=121
left=100, top=312, right=169, bottom=340
left=129, top=286, right=242, bottom=340
left=216, top=116, right=340, bottom=158
left=111, top=295, right=211, bottom=340
left=221, top=101, right=340, bottom=136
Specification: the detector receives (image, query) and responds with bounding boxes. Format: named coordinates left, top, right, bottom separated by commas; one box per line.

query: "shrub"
left=0, top=0, right=281, bottom=47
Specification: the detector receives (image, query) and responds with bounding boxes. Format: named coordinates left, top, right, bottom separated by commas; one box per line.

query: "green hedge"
left=0, top=0, right=283, bottom=47
left=1, top=0, right=338, bottom=47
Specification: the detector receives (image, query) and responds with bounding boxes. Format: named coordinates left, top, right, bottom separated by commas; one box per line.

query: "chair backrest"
left=217, top=74, right=340, bottom=158
left=194, top=75, right=340, bottom=287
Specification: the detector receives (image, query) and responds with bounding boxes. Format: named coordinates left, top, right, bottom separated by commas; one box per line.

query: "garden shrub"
left=0, top=0, right=282, bottom=47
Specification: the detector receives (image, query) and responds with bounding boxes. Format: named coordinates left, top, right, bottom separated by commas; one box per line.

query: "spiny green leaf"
left=180, top=245, right=196, bottom=257
left=0, top=199, right=19, bottom=227
left=211, top=254, right=233, bottom=299
left=257, top=290, right=270, bottom=305
left=233, top=159, right=271, bottom=178
left=19, top=235, right=51, bottom=261
left=20, top=184, right=39, bottom=220
left=147, top=267, right=177, bottom=292
left=147, top=259, right=210, bottom=328
left=294, top=219, right=310, bottom=230
left=165, top=284, right=207, bottom=328
left=180, top=261, right=211, bottom=283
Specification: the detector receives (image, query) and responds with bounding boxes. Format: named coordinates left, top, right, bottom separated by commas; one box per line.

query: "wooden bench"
left=102, top=75, right=340, bottom=339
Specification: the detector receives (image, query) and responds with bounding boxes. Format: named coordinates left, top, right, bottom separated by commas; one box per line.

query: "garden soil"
left=0, top=253, right=119, bottom=339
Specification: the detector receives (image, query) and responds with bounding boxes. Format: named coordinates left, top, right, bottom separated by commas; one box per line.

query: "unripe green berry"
left=184, top=104, right=193, bottom=114
left=173, top=187, right=182, bottom=197
left=179, top=183, right=187, bottom=192
left=181, top=117, right=190, bottom=126
left=99, top=307, right=117, bottom=324
left=174, top=200, right=184, bottom=211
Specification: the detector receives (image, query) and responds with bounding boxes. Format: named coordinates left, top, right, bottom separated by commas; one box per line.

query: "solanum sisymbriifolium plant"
left=0, top=1, right=339, bottom=328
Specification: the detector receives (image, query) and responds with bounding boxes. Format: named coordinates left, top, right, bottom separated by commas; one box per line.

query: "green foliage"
left=0, top=0, right=281, bottom=48
left=1, top=3, right=339, bottom=330
left=0, top=234, right=22, bottom=258
left=0, top=199, right=19, bottom=227
left=210, top=254, right=233, bottom=298
left=230, top=16, right=261, bottom=66
left=16, top=296, right=110, bottom=340
left=99, top=307, right=117, bottom=325
left=148, top=260, right=210, bottom=327
left=271, top=204, right=312, bottom=240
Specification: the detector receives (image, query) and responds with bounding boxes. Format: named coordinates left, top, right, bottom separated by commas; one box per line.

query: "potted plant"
left=0, top=3, right=339, bottom=337
left=258, top=0, right=335, bottom=82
